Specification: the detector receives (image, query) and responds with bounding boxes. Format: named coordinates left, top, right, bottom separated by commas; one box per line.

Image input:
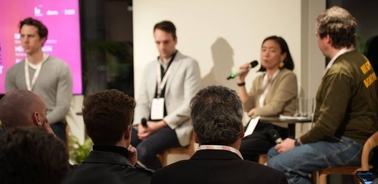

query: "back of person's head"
left=190, top=85, right=243, bottom=146
left=258, top=35, right=295, bottom=72
left=0, top=89, right=48, bottom=131
left=316, top=6, right=357, bottom=49
left=0, top=127, right=70, bottom=184
left=154, top=20, right=177, bottom=39
left=83, top=89, right=136, bottom=146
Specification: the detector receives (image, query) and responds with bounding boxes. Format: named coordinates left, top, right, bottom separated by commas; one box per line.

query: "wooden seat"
left=158, top=132, right=196, bottom=167
left=258, top=154, right=268, bottom=165
left=315, top=131, right=378, bottom=184
left=65, top=123, right=70, bottom=153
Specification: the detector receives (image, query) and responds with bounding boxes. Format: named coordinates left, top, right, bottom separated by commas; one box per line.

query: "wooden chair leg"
left=353, top=176, right=360, bottom=184
left=162, top=152, right=168, bottom=167
left=312, top=172, right=318, bottom=184
left=319, top=173, right=327, bottom=184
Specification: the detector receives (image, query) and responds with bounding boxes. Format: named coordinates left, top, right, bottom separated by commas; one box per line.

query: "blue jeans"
left=267, top=136, right=363, bottom=184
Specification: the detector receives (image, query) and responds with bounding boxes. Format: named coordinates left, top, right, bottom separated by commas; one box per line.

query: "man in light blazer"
left=132, top=20, right=201, bottom=170
left=151, top=86, right=288, bottom=184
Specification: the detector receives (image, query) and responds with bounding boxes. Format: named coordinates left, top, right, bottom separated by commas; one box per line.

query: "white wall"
left=133, top=0, right=326, bottom=163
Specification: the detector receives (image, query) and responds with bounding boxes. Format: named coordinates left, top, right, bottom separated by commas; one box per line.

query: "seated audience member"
left=151, top=85, right=288, bottom=184
left=0, top=89, right=53, bottom=135
left=237, top=36, right=297, bottom=162
left=63, top=89, right=153, bottom=184
left=267, top=6, right=378, bottom=184
left=0, top=127, right=70, bottom=184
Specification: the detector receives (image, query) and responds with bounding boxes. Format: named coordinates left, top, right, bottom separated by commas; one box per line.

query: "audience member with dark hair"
left=268, top=6, right=378, bottom=184
left=63, top=89, right=153, bottom=184
left=0, top=127, right=70, bottom=184
left=0, top=89, right=53, bottom=135
left=151, top=85, right=288, bottom=184
left=237, top=35, right=298, bottom=162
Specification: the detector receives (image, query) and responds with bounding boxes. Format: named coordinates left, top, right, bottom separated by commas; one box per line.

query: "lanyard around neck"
left=156, top=51, right=177, bottom=97
left=24, top=54, right=49, bottom=91
left=259, top=69, right=280, bottom=107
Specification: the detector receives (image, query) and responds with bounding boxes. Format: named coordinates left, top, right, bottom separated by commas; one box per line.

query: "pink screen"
left=0, top=0, right=82, bottom=94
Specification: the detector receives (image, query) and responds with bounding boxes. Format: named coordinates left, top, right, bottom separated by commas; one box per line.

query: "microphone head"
left=141, top=118, right=147, bottom=127
left=249, top=60, right=259, bottom=68
left=269, top=129, right=282, bottom=144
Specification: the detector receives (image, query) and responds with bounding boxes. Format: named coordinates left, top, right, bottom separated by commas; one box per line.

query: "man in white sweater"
left=5, top=17, right=73, bottom=142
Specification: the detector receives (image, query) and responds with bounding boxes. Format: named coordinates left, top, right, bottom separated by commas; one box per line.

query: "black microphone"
left=227, top=60, right=259, bottom=80
left=269, top=129, right=282, bottom=144
left=141, top=118, right=148, bottom=128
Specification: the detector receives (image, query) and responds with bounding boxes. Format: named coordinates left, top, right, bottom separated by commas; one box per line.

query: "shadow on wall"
left=201, top=37, right=236, bottom=90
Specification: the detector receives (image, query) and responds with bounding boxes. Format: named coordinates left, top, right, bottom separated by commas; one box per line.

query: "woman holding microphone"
left=237, top=35, right=298, bottom=162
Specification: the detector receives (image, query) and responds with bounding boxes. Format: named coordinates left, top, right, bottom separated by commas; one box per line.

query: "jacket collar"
left=83, top=150, right=133, bottom=167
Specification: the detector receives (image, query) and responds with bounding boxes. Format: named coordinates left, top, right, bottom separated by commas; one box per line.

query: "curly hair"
left=258, top=35, right=295, bottom=72
left=83, top=89, right=136, bottom=145
left=190, top=85, right=243, bottom=146
left=0, top=127, right=70, bottom=184
left=316, top=6, right=357, bottom=49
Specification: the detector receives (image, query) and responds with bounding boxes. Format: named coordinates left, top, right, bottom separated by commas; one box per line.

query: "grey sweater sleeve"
left=46, top=62, right=73, bottom=124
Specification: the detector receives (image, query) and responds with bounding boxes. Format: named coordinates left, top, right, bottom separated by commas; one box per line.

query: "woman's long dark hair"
left=258, top=35, right=295, bottom=71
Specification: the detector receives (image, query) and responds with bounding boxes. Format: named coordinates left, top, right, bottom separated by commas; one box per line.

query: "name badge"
left=151, top=98, right=165, bottom=120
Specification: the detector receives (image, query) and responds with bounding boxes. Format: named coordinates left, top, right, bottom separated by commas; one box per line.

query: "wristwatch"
left=294, top=139, right=301, bottom=147
left=237, top=82, right=245, bottom=86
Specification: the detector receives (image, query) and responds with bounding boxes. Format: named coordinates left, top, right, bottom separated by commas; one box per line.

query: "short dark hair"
left=0, top=127, right=70, bottom=184
left=83, top=89, right=136, bottom=145
left=316, top=6, right=357, bottom=49
left=19, top=17, right=48, bottom=39
left=190, top=85, right=243, bottom=146
left=258, top=36, right=295, bottom=72
left=153, top=20, right=177, bottom=38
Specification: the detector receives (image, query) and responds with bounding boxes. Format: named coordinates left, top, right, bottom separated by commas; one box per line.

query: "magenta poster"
left=0, top=0, right=82, bottom=94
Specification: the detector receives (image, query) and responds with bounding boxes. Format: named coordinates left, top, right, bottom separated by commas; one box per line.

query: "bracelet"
left=237, top=82, right=245, bottom=86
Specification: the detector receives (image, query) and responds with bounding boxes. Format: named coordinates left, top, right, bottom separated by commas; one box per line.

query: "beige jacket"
left=242, top=68, right=298, bottom=127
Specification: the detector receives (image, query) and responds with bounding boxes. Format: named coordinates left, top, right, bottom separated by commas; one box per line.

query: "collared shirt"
left=158, top=57, right=171, bottom=72
left=197, top=145, right=244, bottom=160
left=259, top=69, right=280, bottom=107
left=323, top=47, right=355, bottom=78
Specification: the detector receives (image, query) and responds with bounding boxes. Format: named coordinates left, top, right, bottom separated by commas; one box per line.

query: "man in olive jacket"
left=267, top=6, right=378, bottom=184
left=63, top=89, right=153, bottom=184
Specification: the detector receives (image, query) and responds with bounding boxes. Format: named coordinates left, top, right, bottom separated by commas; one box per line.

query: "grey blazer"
left=133, top=51, right=201, bottom=146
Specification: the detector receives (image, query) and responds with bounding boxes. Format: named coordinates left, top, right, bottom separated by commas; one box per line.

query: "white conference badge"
left=244, top=116, right=260, bottom=137
left=151, top=98, right=165, bottom=120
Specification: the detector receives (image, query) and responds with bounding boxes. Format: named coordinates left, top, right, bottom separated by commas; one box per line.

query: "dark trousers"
left=51, top=122, right=66, bottom=143
left=131, top=126, right=181, bottom=170
left=240, top=121, right=288, bottom=162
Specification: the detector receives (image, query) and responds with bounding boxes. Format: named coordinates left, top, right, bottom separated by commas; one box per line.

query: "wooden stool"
left=158, top=132, right=196, bottom=167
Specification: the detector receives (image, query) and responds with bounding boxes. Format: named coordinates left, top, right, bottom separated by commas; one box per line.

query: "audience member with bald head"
left=0, top=89, right=52, bottom=134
